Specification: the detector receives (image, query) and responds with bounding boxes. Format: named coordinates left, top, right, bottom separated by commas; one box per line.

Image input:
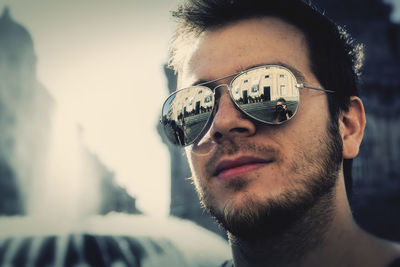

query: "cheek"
left=289, top=95, right=330, bottom=138
left=185, top=148, right=207, bottom=182
left=185, top=150, right=219, bottom=201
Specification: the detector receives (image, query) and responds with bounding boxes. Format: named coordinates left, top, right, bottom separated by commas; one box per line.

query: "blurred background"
left=0, top=0, right=177, bottom=218
left=0, top=0, right=399, bottom=265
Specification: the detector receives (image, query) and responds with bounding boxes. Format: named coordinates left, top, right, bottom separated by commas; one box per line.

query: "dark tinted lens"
left=230, top=65, right=299, bottom=124
left=161, top=86, right=214, bottom=146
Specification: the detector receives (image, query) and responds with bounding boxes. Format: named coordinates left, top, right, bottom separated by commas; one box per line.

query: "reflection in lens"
left=161, top=86, right=214, bottom=146
left=230, top=65, right=299, bottom=124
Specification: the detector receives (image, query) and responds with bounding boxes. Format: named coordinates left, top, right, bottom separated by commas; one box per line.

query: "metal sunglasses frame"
left=161, top=64, right=334, bottom=146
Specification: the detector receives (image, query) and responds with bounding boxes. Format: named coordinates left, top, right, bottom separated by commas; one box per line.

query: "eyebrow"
left=189, top=62, right=307, bottom=88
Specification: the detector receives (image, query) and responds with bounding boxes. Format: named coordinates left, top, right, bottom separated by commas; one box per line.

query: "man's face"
left=180, top=18, right=342, bottom=237
left=276, top=101, right=286, bottom=109
left=276, top=101, right=287, bottom=110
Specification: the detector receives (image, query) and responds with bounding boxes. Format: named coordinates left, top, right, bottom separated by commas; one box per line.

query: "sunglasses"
left=161, top=65, right=334, bottom=146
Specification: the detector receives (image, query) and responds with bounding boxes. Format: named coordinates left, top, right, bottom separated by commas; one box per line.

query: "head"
left=167, top=0, right=365, bottom=239
left=276, top=98, right=287, bottom=110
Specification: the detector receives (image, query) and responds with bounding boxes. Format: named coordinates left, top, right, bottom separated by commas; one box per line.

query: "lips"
left=214, top=156, right=273, bottom=180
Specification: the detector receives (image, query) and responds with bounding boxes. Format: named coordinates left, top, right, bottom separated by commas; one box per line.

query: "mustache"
left=204, top=138, right=280, bottom=178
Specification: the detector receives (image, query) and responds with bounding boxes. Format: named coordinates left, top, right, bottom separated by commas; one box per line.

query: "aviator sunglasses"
left=161, top=65, right=334, bottom=146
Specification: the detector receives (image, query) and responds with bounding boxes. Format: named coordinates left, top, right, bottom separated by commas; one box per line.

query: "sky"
left=0, top=0, right=399, bottom=217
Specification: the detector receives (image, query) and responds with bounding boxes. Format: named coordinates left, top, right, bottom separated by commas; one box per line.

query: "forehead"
left=180, top=17, right=317, bottom=88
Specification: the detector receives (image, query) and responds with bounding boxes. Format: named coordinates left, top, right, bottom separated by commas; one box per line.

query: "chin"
left=218, top=175, right=287, bottom=208
left=198, top=120, right=343, bottom=240
left=205, top=172, right=337, bottom=240
left=211, top=195, right=298, bottom=239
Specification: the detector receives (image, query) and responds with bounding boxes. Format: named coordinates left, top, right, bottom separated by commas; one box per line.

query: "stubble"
left=193, top=120, right=343, bottom=242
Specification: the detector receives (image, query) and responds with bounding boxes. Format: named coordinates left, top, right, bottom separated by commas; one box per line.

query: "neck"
left=229, top=178, right=364, bottom=267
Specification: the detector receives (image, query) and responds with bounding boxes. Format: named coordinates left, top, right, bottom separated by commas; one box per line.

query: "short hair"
left=277, top=98, right=287, bottom=104
left=169, top=0, right=364, bottom=195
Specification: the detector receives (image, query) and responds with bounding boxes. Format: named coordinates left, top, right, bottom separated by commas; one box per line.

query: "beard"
left=194, top=120, right=343, bottom=241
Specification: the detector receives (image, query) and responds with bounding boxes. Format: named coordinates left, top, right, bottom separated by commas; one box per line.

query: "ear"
left=339, top=96, right=366, bottom=159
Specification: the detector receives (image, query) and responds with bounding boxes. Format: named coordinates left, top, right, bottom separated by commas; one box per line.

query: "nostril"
left=232, top=127, right=248, bottom=133
left=213, top=132, right=223, bottom=139
left=213, top=127, right=249, bottom=141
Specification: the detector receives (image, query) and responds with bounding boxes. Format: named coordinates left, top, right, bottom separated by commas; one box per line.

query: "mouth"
left=214, top=156, right=273, bottom=181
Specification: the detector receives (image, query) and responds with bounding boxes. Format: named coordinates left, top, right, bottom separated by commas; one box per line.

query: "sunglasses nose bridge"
left=211, top=83, right=232, bottom=104
left=212, top=83, right=230, bottom=93
left=206, top=84, right=257, bottom=141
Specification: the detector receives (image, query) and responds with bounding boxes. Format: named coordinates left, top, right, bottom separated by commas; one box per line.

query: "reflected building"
left=161, top=0, right=400, bottom=240
left=164, top=87, right=213, bottom=124
left=231, top=66, right=298, bottom=104
left=162, top=66, right=300, bottom=146
left=172, top=88, right=213, bottom=117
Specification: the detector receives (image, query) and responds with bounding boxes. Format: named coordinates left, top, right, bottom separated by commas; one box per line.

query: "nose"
left=209, top=86, right=256, bottom=143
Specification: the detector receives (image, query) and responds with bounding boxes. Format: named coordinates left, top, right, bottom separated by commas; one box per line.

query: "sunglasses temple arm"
left=297, top=84, right=335, bottom=93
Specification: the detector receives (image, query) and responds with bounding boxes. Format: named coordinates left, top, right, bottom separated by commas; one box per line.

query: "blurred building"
left=162, top=0, right=400, bottom=240
left=0, top=7, right=140, bottom=216
left=0, top=7, right=51, bottom=215
left=316, top=0, right=400, bottom=241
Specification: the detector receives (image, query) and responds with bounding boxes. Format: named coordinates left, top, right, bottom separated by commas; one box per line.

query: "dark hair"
left=169, top=0, right=364, bottom=196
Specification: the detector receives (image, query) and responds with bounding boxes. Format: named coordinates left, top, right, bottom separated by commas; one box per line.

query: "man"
left=273, top=98, right=293, bottom=123
left=160, top=0, right=400, bottom=266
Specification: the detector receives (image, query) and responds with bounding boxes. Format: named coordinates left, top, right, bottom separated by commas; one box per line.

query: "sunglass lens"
left=161, top=86, right=214, bottom=146
left=230, top=66, right=299, bottom=124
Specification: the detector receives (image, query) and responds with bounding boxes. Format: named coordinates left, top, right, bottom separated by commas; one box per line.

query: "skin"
left=178, top=17, right=400, bottom=267
left=182, top=18, right=331, bottom=214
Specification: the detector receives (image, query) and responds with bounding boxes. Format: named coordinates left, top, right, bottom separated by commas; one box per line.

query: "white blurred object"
left=0, top=214, right=231, bottom=267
